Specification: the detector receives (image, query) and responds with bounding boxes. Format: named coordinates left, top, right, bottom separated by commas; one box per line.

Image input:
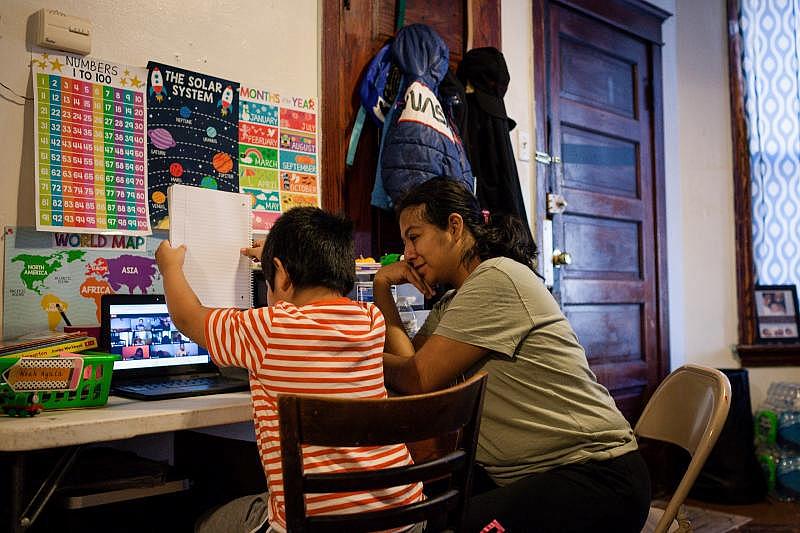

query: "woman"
left=374, top=177, right=650, bottom=532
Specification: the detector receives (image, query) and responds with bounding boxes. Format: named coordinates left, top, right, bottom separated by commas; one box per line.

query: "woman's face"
left=399, top=206, right=458, bottom=286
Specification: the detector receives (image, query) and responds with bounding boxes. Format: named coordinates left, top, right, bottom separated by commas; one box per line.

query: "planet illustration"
left=169, top=162, right=183, bottom=178
left=206, top=127, right=217, bottom=138
left=151, top=191, right=166, bottom=204
left=200, top=176, right=219, bottom=189
left=148, top=128, right=176, bottom=150
left=212, top=152, right=234, bottom=174
left=180, top=106, right=192, bottom=118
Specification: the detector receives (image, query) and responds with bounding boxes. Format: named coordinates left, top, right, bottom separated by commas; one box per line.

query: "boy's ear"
left=273, top=257, right=292, bottom=292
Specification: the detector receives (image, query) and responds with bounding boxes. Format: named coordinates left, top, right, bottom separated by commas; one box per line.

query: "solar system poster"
left=146, top=62, right=239, bottom=229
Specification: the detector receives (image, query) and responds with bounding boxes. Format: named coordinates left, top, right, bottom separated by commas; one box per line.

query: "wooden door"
left=534, top=0, right=671, bottom=421
left=321, top=0, right=500, bottom=257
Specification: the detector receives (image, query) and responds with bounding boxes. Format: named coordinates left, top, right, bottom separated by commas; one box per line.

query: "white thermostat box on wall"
left=32, top=9, right=92, bottom=55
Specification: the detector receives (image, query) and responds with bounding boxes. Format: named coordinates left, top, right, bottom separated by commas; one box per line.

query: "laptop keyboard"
left=114, top=376, right=248, bottom=400
left=131, top=377, right=221, bottom=390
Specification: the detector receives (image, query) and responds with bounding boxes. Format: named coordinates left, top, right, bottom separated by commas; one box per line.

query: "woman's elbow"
left=410, top=358, right=443, bottom=394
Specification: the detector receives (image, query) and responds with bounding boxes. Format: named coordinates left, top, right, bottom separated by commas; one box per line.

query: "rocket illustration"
left=217, top=85, right=234, bottom=116
left=149, top=67, right=164, bottom=102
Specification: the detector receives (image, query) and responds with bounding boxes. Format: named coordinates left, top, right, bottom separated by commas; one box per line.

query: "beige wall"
left=501, top=0, right=535, bottom=225
left=671, top=0, right=800, bottom=408
left=0, top=0, right=318, bottom=337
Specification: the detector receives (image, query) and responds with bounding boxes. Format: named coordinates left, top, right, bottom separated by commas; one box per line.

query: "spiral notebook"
left=168, top=185, right=253, bottom=309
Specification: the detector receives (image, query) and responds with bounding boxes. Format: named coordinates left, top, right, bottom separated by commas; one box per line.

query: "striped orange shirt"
left=205, top=297, right=423, bottom=532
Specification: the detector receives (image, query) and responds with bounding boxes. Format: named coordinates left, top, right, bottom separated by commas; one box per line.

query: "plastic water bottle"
left=777, top=454, right=800, bottom=501
left=396, top=297, right=418, bottom=337
left=758, top=381, right=800, bottom=501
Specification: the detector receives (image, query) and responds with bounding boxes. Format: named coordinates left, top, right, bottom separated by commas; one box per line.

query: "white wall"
left=501, top=1, right=535, bottom=226
left=0, top=0, right=318, bottom=337
left=672, top=0, right=800, bottom=408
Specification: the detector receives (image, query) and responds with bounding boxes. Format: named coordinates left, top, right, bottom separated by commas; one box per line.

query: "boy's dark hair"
left=261, top=207, right=356, bottom=295
left=396, top=177, right=538, bottom=272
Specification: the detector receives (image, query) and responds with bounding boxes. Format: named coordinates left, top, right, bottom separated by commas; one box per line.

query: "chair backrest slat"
left=306, top=489, right=459, bottom=533
left=279, top=372, right=488, bottom=533
left=304, top=450, right=467, bottom=493
left=294, top=387, right=481, bottom=445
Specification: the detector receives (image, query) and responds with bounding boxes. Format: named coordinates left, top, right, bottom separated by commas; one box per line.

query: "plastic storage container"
left=0, top=352, right=118, bottom=416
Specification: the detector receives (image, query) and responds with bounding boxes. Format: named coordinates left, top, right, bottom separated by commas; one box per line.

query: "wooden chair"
left=278, top=372, right=488, bottom=533
left=636, top=364, right=732, bottom=533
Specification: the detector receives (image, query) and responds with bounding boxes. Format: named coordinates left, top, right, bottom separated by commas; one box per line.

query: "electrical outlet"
left=518, top=131, right=531, bottom=161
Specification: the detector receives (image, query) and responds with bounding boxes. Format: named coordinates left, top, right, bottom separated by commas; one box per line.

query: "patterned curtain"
left=740, top=0, right=800, bottom=284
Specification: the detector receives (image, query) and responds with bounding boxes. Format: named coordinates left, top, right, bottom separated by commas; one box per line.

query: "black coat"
left=457, top=48, right=532, bottom=243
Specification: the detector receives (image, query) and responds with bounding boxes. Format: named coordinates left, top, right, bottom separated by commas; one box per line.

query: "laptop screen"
left=100, top=294, right=210, bottom=372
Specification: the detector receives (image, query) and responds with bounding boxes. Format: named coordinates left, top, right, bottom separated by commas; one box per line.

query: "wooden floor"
left=685, top=498, right=800, bottom=532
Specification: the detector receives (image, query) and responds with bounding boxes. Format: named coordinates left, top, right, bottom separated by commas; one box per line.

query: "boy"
left=155, top=207, right=423, bottom=533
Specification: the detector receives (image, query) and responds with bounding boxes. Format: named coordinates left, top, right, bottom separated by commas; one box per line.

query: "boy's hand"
left=374, top=261, right=434, bottom=299
left=155, top=240, right=187, bottom=272
left=241, top=239, right=265, bottom=263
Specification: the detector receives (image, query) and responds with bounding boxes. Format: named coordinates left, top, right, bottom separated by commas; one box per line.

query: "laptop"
left=100, top=294, right=248, bottom=400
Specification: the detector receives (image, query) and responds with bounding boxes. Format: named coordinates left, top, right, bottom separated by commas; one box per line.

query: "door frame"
left=319, top=0, right=501, bottom=215
left=533, top=0, right=672, bottom=385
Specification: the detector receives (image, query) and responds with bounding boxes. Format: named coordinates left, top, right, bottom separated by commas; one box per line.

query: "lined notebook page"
left=168, top=185, right=253, bottom=308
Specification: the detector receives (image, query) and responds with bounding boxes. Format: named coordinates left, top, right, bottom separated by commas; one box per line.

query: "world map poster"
left=3, top=227, right=164, bottom=338
left=146, top=62, right=240, bottom=229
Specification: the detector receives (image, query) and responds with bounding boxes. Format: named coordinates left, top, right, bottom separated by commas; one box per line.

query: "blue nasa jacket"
left=372, top=24, right=474, bottom=209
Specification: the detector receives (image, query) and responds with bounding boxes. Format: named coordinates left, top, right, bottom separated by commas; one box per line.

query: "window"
left=729, top=0, right=800, bottom=364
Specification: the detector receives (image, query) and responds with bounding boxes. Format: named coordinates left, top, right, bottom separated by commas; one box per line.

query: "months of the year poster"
left=32, top=52, right=150, bottom=235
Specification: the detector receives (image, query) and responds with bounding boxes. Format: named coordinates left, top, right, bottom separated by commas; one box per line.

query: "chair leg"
left=675, top=505, right=691, bottom=532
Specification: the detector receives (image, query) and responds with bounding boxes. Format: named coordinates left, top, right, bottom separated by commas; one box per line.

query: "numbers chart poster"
left=147, top=62, right=240, bottom=229
left=32, top=52, right=150, bottom=235
left=238, top=87, right=319, bottom=233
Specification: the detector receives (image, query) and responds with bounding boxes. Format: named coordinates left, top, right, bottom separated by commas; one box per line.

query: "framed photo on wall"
left=755, top=285, right=800, bottom=343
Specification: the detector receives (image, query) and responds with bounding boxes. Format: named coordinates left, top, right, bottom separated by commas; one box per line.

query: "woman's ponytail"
left=474, top=213, right=538, bottom=271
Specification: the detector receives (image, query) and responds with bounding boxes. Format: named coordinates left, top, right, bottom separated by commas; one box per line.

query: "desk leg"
left=8, top=446, right=81, bottom=532
left=9, top=454, right=24, bottom=533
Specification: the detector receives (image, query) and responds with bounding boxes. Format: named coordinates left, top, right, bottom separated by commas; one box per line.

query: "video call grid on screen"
left=109, top=302, right=209, bottom=370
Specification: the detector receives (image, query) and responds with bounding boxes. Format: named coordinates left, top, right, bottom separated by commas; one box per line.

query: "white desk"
left=0, top=392, right=252, bottom=452
left=1, top=392, right=252, bottom=532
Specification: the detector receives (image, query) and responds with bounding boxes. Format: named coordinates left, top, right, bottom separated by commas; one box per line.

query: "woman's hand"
left=155, top=240, right=187, bottom=272
left=374, top=261, right=434, bottom=299
left=241, top=239, right=265, bottom=262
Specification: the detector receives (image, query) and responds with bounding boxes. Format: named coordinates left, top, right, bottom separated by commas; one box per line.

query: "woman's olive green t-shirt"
left=417, top=257, right=638, bottom=486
